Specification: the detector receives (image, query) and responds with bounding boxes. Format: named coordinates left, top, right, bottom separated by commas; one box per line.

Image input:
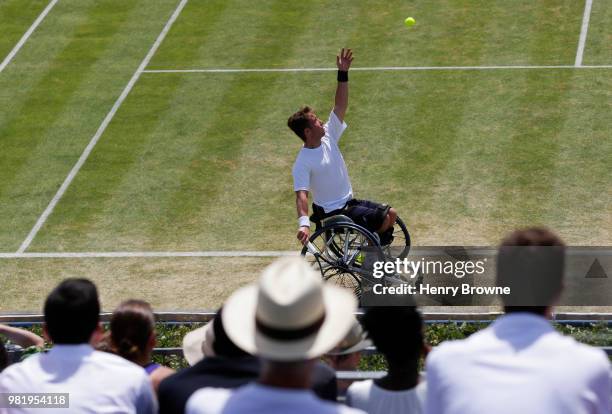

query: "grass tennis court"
left=1, top=0, right=611, bottom=312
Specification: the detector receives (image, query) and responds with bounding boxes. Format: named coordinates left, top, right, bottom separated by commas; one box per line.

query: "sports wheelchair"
left=300, top=212, right=411, bottom=298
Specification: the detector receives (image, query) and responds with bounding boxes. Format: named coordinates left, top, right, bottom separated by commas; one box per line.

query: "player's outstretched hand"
left=336, top=48, right=353, bottom=71
left=297, top=226, right=310, bottom=245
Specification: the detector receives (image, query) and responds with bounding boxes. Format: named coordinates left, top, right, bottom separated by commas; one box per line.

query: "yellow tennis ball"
left=404, top=17, right=416, bottom=27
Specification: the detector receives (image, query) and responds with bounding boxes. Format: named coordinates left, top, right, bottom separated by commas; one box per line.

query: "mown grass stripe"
left=17, top=0, right=189, bottom=253
left=540, top=71, right=612, bottom=244
left=0, top=0, right=47, bottom=62
left=0, top=0, right=144, bottom=250
left=488, top=77, right=576, bottom=236
left=582, top=0, right=612, bottom=65
left=0, top=0, right=58, bottom=73
left=26, top=0, right=236, bottom=251
left=374, top=2, right=490, bottom=244
left=145, top=0, right=320, bottom=249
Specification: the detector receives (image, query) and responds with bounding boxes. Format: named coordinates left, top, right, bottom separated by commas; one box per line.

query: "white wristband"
left=298, top=216, right=310, bottom=228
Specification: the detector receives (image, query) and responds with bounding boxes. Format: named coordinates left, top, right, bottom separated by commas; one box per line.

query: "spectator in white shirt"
left=425, top=227, right=611, bottom=414
left=346, top=307, right=427, bottom=414
left=0, top=278, right=157, bottom=414
left=186, top=256, right=365, bottom=414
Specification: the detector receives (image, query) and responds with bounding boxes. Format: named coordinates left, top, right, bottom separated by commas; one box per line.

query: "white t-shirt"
left=0, top=344, right=157, bottom=414
left=346, top=379, right=426, bottom=414
left=292, top=111, right=352, bottom=213
left=424, top=313, right=611, bottom=414
left=186, top=383, right=365, bottom=414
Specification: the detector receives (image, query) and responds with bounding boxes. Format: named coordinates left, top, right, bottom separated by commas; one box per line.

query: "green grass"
left=0, top=0, right=611, bottom=311
left=27, top=70, right=612, bottom=251
left=0, top=0, right=49, bottom=61
left=585, top=0, right=612, bottom=65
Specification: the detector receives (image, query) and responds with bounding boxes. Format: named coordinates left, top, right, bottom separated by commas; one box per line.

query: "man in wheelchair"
left=287, top=48, right=397, bottom=246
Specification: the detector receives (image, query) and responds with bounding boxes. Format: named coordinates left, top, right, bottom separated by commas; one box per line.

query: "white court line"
left=143, top=64, right=612, bottom=74
left=1, top=251, right=296, bottom=259
left=575, top=0, right=594, bottom=67
left=0, top=0, right=59, bottom=73
left=16, top=0, right=189, bottom=254
left=1, top=249, right=608, bottom=259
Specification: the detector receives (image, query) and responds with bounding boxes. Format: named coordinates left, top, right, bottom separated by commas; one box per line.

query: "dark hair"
left=0, top=338, right=7, bottom=372
left=110, top=300, right=155, bottom=363
left=213, top=307, right=249, bottom=358
left=287, top=106, right=313, bottom=142
left=361, top=307, right=423, bottom=366
left=44, top=278, right=100, bottom=344
left=497, top=227, right=565, bottom=314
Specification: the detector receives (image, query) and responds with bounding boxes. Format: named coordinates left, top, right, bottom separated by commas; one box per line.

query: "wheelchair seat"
left=320, top=214, right=354, bottom=227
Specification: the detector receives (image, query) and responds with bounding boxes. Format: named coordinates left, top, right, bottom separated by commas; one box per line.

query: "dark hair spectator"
left=44, top=278, right=100, bottom=344
left=346, top=307, right=427, bottom=413
left=497, top=226, right=565, bottom=315
left=110, top=299, right=175, bottom=391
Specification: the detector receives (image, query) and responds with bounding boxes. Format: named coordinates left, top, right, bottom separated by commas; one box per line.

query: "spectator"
left=185, top=256, right=364, bottom=414
left=110, top=299, right=175, bottom=391
left=0, top=278, right=157, bottom=414
left=325, top=318, right=371, bottom=395
left=159, top=307, right=338, bottom=414
left=346, top=307, right=427, bottom=413
left=425, top=227, right=611, bottom=414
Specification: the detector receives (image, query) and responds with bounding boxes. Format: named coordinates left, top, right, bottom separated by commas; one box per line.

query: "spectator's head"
left=362, top=306, right=424, bottom=369
left=326, top=318, right=371, bottom=370
left=497, top=227, right=565, bottom=315
left=182, top=307, right=249, bottom=365
left=44, top=278, right=100, bottom=344
left=221, top=256, right=356, bottom=385
left=0, top=338, right=7, bottom=372
left=288, top=106, right=324, bottom=143
left=110, top=299, right=155, bottom=365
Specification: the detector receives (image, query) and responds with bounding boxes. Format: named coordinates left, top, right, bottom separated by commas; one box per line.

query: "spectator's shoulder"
left=0, top=352, right=44, bottom=391
left=93, top=351, right=148, bottom=379
left=560, top=335, right=610, bottom=372
left=186, top=387, right=231, bottom=414
left=346, top=378, right=371, bottom=396
left=428, top=336, right=470, bottom=361
left=338, top=404, right=366, bottom=414
left=427, top=328, right=492, bottom=368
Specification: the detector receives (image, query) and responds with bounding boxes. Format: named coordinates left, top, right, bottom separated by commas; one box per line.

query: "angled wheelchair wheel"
left=301, top=222, right=385, bottom=299
left=382, top=215, right=411, bottom=260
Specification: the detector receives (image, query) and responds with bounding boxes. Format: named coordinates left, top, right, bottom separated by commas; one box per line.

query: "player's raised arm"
left=333, top=48, right=353, bottom=122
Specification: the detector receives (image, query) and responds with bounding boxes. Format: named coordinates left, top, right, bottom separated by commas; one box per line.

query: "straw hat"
left=182, top=321, right=216, bottom=366
left=222, top=257, right=357, bottom=361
